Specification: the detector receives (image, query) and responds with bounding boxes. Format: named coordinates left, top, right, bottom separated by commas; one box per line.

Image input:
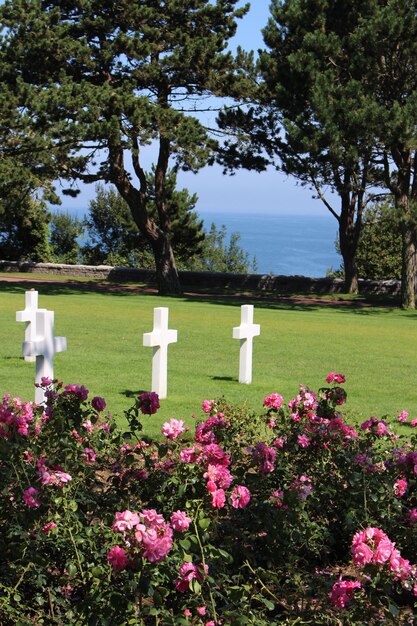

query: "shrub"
left=1, top=375, right=416, bottom=624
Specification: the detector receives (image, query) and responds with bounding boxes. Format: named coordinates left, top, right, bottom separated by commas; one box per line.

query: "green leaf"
left=261, top=598, right=275, bottom=611
left=190, top=579, right=201, bottom=594
left=198, top=518, right=211, bottom=530
left=179, top=538, right=191, bottom=551
left=66, top=562, right=78, bottom=577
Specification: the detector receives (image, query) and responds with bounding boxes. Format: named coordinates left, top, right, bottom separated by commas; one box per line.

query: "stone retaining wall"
left=0, top=260, right=403, bottom=296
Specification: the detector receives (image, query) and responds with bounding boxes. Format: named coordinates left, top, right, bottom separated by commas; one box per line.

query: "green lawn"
left=1, top=277, right=416, bottom=438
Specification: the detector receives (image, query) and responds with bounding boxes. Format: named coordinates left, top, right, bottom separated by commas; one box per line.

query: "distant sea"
left=199, top=211, right=341, bottom=277
left=68, top=207, right=341, bottom=278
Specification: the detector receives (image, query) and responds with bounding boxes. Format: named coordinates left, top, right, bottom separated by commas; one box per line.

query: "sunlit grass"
left=0, top=276, right=416, bottom=438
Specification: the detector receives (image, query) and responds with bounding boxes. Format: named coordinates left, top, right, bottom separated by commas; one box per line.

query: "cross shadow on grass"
left=122, top=389, right=148, bottom=398
left=211, top=375, right=237, bottom=382
left=0, top=277, right=404, bottom=315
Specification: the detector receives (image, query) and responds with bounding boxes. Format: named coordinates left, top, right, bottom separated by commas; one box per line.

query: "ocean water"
left=199, top=211, right=342, bottom=277
left=69, top=206, right=342, bottom=278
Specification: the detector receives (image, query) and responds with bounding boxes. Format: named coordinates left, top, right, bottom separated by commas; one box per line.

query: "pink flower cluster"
left=162, top=418, right=185, bottom=440
left=40, top=469, right=73, bottom=487
left=0, top=394, right=35, bottom=438
left=36, top=457, right=72, bottom=487
left=81, top=447, right=97, bottom=465
left=360, top=416, right=391, bottom=437
left=326, top=372, right=346, bottom=384
left=269, top=489, right=285, bottom=508
left=263, top=393, right=283, bottom=410
left=175, top=561, right=208, bottom=592
left=23, top=486, right=41, bottom=509
left=393, top=477, right=407, bottom=497
left=179, top=435, right=251, bottom=511
left=230, top=485, right=251, bottom=509
left=202, top=399, right=216, bottom=414
left=288, top=385, right=318, bottom=422
left=330, top=578, right=361, bottom=608
left=195, top=414, right=227, bottom=444
left=351, top=527, right=415, bottom=584
left=203, top=443, right=233, bottom=509
left=397, top=410, right=409, bottom=423
left=62, top=384, right=89, bottom=401
left=109, top=507, right=191, bottom=570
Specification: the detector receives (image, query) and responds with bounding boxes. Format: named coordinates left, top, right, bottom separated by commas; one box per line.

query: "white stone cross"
left=232, top=304, right=260, bottom=384
left=16, top=290, right=45, bottom=363
left=22, top=309, right=67, bottom=405
left=143, top=307, right=178, bottom=399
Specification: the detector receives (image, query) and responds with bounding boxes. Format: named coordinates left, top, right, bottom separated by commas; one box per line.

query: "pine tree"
left=218, top=0, right=417, bottom=304
left=0, top=0, right=249, bottom=293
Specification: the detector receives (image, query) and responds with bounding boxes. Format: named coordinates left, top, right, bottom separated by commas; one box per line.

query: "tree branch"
left=310, top=172, right=340, bottom=221
left=131, top=134, right=147, bottom=193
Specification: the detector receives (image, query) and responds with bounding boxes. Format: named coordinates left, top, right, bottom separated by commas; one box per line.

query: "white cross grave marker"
left=16, top=290, right=45, bottom=363
left=232, top=304, right=260, bottom=384
left=22, top=309, right=67, bottom=404
left=143, top=307, right=177, bottom=399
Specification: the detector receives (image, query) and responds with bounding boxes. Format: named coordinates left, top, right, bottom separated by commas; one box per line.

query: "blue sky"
left=57, top=1, right=334, bottom=218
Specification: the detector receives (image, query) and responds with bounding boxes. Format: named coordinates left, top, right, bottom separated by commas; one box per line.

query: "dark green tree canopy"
left=217, top=0, right=417, bottom=301
left=0, top=0, right=250, bottom=292
left=49, top=212, right=83, bottom=264
left=0, top=191, right=51, bottom=262
left=354, top=201, right=402, bottom=281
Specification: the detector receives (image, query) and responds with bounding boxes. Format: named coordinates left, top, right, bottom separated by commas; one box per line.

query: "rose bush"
left=0, top=374, right=416, bottom=624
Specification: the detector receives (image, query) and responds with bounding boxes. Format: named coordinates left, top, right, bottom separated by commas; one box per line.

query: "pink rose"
left=397, top=410, right=409, bottom=423
left=82, top=419, right=95, bottom=434
left=326, top=372, right=346, bottom=384
left=394, top=477, right=407, bottom=497
left=162, top=418, right=185, bottom=440
left=202, top=400, right=214, bottom=414
left=211, top=489, right=226, bottom=509
left=142, top=524, right=173, bottom=562
left=23, top=486, right=41, bottom=509
left=373, top=538, right=394, bottom=564
left=263, top=393, right=283, bottom=410
left=375, top=421, right=388, bottom=436
left=330, top=579, right=361, bottom=608
left=352, top=542, right=373, bottom=567
left=230, top=485, right=251, bottom=509
left=297, top=434, right=311, bottom=448
left=175, top=562, right=208, bottom=593
left=107, top=545, right=128, bottom=571
left=170, top=510, right=192, bottom=532
left=82, top=447, right=96, bottom=464
left=113, top=510, right=140, bottom=532
left=41, top=521, right=57, bottom=534
left=180, top=447, right=200, bottom=463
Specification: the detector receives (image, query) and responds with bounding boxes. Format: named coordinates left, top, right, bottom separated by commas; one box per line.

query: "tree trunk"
left=339, top=205, right=359, bottom=294
left=109, top=139, right=183, bottom=295
left=400, top=221, right=416, bottom=309
left=341, top=250, right=359, bottom=293
left=151, top=232, right=182, bottom=295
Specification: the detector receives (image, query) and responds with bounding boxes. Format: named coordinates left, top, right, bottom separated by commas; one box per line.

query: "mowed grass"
left=1, top=278, right=417, bottom=438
